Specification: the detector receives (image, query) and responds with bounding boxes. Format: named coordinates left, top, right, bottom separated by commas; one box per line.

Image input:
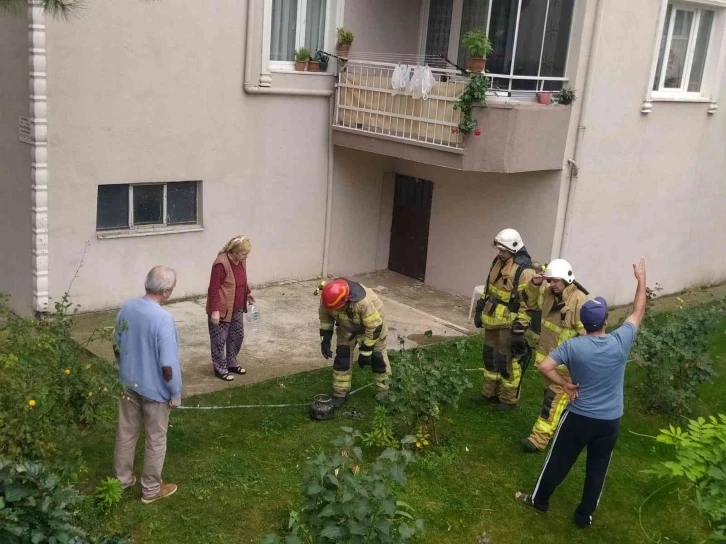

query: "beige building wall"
left=0, top=13, right=33, bottom=315
left=345, top=0, right=423, bottom=55
left=329, top=147, right=394, bottom=276
left=44, top=0, right=333, bottom=311
left=393, top=161, right=561, bottom=298
left=559, top=0, right=726, bottom=305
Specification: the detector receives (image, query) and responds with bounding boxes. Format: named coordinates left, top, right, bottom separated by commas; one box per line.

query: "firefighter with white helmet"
left=520, top=258, right=589, bottom=452
left=472, top=228, right=536, bottom=411
left=317, top=278, right=390, bottom=408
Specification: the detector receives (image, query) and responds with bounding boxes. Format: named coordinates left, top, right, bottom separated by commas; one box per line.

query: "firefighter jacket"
left=522, top=281, right=587, bottom=365
left=319, top=283, right=387, bottom=352
left=479, top=257, right=535, bottom=329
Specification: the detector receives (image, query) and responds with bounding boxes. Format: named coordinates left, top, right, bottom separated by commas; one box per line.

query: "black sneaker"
left=496, top=402, right=516, bottom=412
left=521, top=438, right=541, bottom=453
left=574, top=512, right=592, bottom=529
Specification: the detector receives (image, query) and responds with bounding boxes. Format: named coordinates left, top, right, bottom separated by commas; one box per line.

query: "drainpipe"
left=552, top=0, right=604, bottom=260
left=321, top=94, right=335, bottom=278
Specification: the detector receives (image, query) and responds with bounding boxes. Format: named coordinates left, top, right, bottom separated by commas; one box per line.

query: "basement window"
left=96, top=181, right=202, bottom=236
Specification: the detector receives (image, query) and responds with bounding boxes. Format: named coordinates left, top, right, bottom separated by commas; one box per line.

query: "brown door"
left=388, top=175, right=434, bottom=281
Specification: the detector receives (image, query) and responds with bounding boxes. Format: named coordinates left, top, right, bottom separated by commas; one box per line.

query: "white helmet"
left=545, top=258, right=575, bottom=284
left=493, top=228, right=524, bottom=253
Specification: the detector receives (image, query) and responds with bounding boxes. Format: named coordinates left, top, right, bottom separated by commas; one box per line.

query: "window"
left=270, top=0, right=327, bottom=65
left=652, top=3, right=715, bottom=97
left=422, top=0, right=575, bottom=93
left=96, top=181, right=200, bottom=232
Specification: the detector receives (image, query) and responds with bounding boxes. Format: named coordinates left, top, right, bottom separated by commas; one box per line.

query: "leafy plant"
left=647, top=415, right=726, bottom=539
left=336, top=27, right=354, bottom=46
left=0, top=294, right=122, bottom=476
left=315, top=50, right=330, bottom=71
left=363, top=406, right=398, bottom=449
left=453, top=74, right=489, bottom=134
left=461, top=29, right=493, bottom=59
left=295, top=48, right=312, bottom=62
left=93, top=477, right=123, bottom=512
left=262, top=428, right=424, bottom=544
left=557, top=86, right=576, bottom=105
left=0, top=459, right=87, bottom=544
left=378, top=342, right=471, bottom=444
left=632, top=297, right=723, bottom=416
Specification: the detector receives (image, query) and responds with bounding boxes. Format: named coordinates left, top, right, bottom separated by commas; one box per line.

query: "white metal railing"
left=335, top=60, right=468, bottom=150
left=334, top=59, right=568, bottom=151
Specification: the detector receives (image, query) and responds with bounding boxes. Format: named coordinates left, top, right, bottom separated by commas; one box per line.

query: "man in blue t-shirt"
left=516, top=258, right=647, bottom=528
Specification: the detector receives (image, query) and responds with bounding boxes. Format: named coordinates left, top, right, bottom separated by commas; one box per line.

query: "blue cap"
left=580, top=297, right=608, bottom=333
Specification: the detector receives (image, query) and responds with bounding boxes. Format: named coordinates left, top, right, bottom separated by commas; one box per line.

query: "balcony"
left=332, top=60, right=573, bottom=174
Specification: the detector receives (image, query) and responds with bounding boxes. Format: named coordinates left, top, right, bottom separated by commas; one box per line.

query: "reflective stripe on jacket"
left=480, top=257, right=535, bottom=329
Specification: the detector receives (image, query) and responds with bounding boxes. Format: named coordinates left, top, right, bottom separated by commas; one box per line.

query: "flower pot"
left=537, top=92, right=552, bottom=105
left=294, top=60, right=308, bottom=72
left=466, top=57, right=486, bottom=73
left=319, top=58, right=329, bottom=72
left=307, top=60, right=320, bottom=73
left=336, top=43, right=351, bottom=57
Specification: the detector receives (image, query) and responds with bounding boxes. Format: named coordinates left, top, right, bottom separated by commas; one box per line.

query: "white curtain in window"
left=305, top=0, right=327, bottom=54
left=271, top=0, right=297, bottom=61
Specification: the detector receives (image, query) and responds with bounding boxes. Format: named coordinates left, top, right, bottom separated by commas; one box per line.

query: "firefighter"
left=473, top=229, right=536, bottom=411
left=520, top=258, right=588, bottom=453
left=317, top=278, right=390, bottom=408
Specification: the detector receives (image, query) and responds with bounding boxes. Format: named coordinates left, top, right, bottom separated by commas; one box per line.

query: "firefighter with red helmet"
left=317, top=278, right=390, bottom=408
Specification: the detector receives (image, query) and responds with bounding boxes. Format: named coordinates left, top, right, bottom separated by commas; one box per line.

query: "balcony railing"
left=334, top=58, right=569, bottom=153
left=335, top=60, right=468, bottom=151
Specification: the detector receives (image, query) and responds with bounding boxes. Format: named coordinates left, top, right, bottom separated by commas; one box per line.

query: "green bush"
left=648, top=415, right=726, bottom=539
left=294, top=48, right=311, bottom=62
left=363, top=406, right=398, bottom=449
left=454, top=74, right=489, bottom=134
left=631, top=299, right=723, bottom=416
left=93, top=478, right=123, bottom=512
left=263, top=428, right=424, bottom=544
left=0, top=459, right=87, bottom=544
left=0, top=294, right=122, bottom=475
left=378, top=341, right=471, bottom=444
left=336, top=27, right=354, bottom=46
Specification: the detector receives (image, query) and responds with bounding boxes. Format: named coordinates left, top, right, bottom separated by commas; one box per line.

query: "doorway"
left=388, top=175, right=434, bottom=281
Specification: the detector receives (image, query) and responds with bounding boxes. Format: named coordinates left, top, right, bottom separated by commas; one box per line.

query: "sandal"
left=515, top=492, right=546, bottom=513
left=228, top=366, right=246, bottom=375
left=214, top=370, right=234, bottom=381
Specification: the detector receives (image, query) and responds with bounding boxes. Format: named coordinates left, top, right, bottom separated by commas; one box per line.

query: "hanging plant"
left=453, top=73, right=489, bottom=134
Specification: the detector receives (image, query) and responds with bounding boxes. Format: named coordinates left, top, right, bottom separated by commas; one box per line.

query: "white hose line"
left=177, top=382, right=376, bottom=411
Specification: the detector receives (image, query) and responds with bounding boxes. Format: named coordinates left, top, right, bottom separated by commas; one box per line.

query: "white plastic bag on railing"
left=391, top=63, right=410, bottom=95
left=406, top=66, right=437, bottom=99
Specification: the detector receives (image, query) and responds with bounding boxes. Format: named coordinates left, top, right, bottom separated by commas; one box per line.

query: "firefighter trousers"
left=526, top=367, right=572, bottom=450
left=332, top=335, right=390, bottom=398
left=482, top=328, right=523, bottom=405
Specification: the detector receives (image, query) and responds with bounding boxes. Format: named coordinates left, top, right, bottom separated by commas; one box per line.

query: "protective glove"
left=358, top=349, right=372, bottom=367
left=474, top=298, right=485, bottom=328
left=511, top=331, right=528, bottom=358
left=320, top=329, right=333, bottom=360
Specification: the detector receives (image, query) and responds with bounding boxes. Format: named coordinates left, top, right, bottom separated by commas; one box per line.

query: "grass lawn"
left=77, top=325, right=726, bottom=543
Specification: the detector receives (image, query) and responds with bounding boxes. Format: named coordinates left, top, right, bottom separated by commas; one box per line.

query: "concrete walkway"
left=73, top=271, right=475, bottom=398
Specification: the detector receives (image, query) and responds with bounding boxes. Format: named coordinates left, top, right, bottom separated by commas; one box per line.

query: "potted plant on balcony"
left=462, top=29, right=493, bottom=73
left=537, top=91, right=552, bottom=105
left=294, top=48, right=311, bottom=71
left=557, top=86, right=577, bottom=105
left=336, top=27, right=354, bottom=57
left=314, top=50, right=330, bottom=72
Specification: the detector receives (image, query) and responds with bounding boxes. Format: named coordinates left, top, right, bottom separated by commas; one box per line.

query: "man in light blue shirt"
left=516, top=258, right=647, bottom=529
left=113, top=266, right=182, bottom=504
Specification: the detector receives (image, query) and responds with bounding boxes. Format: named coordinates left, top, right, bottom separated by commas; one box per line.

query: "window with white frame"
left=652, top=2, right=716, bottom=97
left=96, top=181, right=200, bottom=231
left=423, top=0, right=575, bottom=93
left=270, top=0, right=328, bottom=66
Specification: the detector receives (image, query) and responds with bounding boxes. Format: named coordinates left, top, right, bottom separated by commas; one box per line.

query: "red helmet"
left=321, top=279, right=350, bottom=310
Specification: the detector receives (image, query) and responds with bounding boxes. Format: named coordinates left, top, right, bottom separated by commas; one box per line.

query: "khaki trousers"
left=113, top=390, right=171, bottom=499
